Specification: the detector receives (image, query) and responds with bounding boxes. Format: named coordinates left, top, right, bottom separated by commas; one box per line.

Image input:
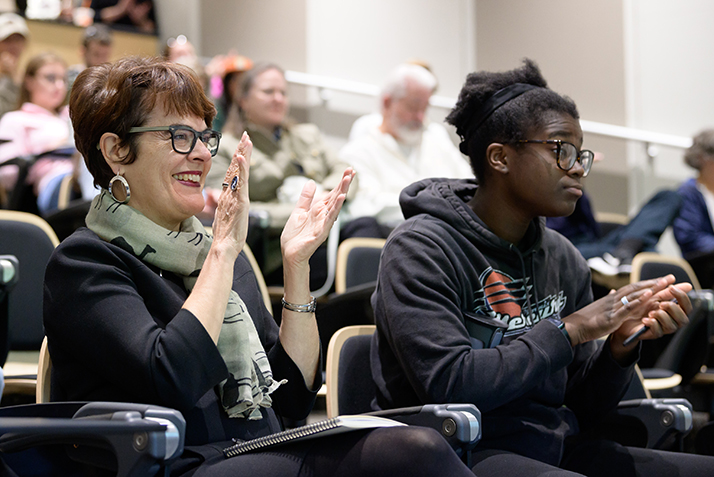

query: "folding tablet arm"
left=0, top=255, right=19, bottom=367
left=368, top=403, right=481, bottom=466
left=615, top=398, right=693, bottom=449
left=0, top=401, right=185, bottom=477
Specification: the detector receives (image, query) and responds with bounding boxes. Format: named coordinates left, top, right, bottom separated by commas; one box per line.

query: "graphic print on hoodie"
left=474, top=266, right=567, bottom=337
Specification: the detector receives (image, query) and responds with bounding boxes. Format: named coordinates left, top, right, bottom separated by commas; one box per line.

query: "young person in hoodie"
left=370, top=59, right=713, bottom=476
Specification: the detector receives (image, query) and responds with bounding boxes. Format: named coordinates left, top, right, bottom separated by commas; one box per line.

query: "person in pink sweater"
left=0, top=52, right=75, bottom=209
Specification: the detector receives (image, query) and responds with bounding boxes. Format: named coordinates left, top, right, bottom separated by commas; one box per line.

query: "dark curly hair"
left=446, top=59, right=579, bottom=182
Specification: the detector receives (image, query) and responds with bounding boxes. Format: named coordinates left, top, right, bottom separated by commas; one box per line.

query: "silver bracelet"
left=281, top=296, right=317, bottom=313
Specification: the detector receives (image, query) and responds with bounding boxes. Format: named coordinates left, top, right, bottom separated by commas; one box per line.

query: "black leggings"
left=183, top=426, right=474, bottom=477
left=470, top=439, right=714, bottom=477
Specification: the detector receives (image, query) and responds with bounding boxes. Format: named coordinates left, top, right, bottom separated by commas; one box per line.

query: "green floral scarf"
left=86, top=190, right=285, bottom=419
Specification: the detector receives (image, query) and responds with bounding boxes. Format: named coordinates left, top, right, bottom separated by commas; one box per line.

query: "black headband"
left=458, top=83, right=540, bottom=155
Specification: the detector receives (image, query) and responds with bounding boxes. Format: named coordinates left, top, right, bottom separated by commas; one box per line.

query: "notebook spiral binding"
left=223, top=417, right=340, bottom=457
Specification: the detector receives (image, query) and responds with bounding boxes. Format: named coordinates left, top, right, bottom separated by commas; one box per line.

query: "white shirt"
left=339, top=119, right=473, bottom=225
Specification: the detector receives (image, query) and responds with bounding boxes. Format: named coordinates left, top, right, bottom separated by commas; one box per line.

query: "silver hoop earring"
left=108, top=174, right=131, bottom=204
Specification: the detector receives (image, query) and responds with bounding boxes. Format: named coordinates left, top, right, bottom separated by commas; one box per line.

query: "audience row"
left=33, top=55, right=714, bottom=476
left=0, top=9, right=713, bottom=476
left=3, top=12, right=714, bottom=287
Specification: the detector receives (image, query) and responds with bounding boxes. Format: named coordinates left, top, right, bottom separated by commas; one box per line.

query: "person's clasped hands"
left=563, top=274, right=691, bottom=359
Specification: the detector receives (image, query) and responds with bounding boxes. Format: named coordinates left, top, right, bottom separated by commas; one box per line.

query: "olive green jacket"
left=208, top=122, right=357, bottom=230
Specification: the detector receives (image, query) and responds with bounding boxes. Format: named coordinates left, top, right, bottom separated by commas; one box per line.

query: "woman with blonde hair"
left=0, top=52, right=74, bottom=211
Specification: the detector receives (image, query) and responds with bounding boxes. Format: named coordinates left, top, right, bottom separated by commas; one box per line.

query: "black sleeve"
left=563, top=265, right=637, bottom=431
left=44, top=234, right=229, bottom=413
left=45, top=232, right=319, bottom=419
left=564, top=338, right=638, bottom=431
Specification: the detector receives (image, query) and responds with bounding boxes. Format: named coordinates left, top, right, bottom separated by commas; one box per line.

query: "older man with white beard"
left=339, top=63, right=472, bottom=227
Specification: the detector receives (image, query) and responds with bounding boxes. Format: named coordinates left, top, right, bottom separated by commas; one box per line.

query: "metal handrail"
left=284, top=70, right=692, bottom=150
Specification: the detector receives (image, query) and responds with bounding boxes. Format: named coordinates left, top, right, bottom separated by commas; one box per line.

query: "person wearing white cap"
left=0, top=12, right=28, bottom=119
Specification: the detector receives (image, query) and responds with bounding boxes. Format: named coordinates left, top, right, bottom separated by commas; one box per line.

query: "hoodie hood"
left=399, top=178, right=544, bottom=263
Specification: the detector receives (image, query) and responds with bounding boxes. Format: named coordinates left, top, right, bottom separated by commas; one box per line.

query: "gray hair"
left=381, top=64, right=437, bottom=101
left=685, top=129, right=714, bottom=170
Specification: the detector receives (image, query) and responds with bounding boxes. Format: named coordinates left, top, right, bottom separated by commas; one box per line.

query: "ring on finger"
left=230, top=176, right=239, bottom=191
left=621, top=296, right=630, bottom=307
left=221, top=182, right=229, bottom=189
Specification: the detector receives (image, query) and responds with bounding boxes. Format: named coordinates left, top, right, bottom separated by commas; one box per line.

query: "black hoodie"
left=371, top=178, right=637, bottom=466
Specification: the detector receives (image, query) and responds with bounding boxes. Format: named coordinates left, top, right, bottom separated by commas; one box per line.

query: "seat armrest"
left=367, top=403, right=481, bottom=463
left=0, top=255, right=18, bottom=289
left=615, top=398, right=693, bottom=448
left=73, top=401, right=185, bottom=462
left=0, top=402, right=185, bottom=477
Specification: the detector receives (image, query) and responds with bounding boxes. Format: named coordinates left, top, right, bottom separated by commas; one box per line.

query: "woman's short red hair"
left=70, top=56, right=216, bottom=188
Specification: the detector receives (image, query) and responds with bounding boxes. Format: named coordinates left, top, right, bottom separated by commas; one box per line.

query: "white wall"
left=154, top=0, right=202, bottom=51
left=627, top=0, right=714, bottom=137
left=201, top=0, right=307, bottom=71
left=625, top=0, right=714, bottom=196
left=301, top=0, right=475, bottom=150
left=476, top=0, right=627, bottom=127
left=199, top=0, right=475, bottom=151
left=191, top=0, right=711, bottom=215
left=305, top=0, right=474, bottom=99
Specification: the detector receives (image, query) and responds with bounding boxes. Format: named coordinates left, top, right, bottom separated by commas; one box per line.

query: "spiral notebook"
left=223, top=415, right=406, bottom=457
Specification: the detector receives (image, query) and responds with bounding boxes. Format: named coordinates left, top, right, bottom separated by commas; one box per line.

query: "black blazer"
left=43, top=227, right=319, bottom=448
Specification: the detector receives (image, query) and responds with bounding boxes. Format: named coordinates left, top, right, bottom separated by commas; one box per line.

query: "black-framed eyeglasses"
left=517, top=139, right=594, bottom=177
left=128, top=125, right=222, bottom=157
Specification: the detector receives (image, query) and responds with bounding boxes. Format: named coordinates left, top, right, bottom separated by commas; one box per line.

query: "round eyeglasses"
left=517, top=139, right=594, bottom=177
left=128, top=125, right=222, bottom=157
left=39, top=73, right=68, bottom=85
